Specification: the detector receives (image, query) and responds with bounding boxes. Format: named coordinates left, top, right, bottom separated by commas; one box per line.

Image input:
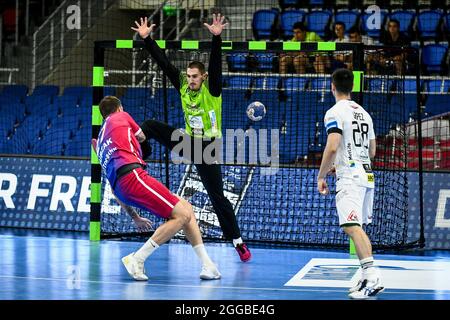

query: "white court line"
left=0, top=275, right=448, bottom=296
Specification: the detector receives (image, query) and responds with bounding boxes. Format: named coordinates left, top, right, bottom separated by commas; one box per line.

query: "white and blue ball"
left=246, top=101, right=266, bottom=122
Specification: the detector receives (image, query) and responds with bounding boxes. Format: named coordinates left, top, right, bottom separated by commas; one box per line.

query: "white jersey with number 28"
left=324, top=99, right=376, bottom=188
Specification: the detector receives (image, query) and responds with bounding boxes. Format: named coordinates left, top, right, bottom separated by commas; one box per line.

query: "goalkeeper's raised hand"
left=131, top=17, right=156, bottom=39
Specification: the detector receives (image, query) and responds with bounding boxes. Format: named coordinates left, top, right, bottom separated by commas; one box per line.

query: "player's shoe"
left=235, top=243, right=252, bottom=262
left=348, top=278, right=385, bottom=299
left=349, top=278, right=365, bottom=293
left=199, top=264, right=221, bottom=280
left=121, top=252, right=148, bottom=281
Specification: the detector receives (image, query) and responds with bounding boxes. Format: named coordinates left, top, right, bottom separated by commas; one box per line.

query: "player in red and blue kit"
left=95, top=95, right=221, bottom=281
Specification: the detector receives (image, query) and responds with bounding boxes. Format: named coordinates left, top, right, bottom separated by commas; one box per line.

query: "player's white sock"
left=134, top=238, right=159, bottom=262
left=232, top=238, right=243, bottom=247
left=360, top=257, right=379, bottom=281
left=193, top=244, right=215, bottom=267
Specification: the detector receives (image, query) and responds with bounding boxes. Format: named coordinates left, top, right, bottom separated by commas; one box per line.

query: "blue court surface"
left=1, top=228, right=450, bottom=301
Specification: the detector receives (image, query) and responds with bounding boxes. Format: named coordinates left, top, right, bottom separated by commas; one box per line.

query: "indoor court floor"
left=1, top=228, right=449, bottom=300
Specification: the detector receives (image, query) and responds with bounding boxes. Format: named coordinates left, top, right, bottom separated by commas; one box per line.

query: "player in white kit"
left=317, top=68, right=384, bottom=299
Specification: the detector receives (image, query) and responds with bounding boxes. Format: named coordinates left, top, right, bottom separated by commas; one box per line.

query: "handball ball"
left=246, top=101, right=266, bottom=122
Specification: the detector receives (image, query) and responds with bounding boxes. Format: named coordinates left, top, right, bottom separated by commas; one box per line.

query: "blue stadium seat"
left=1, top=84, right=28, bottom=98
left=226, top=52, right=248, bottom=71
left=103, top=86, right=116, bottom=96
left=425, top=79, right=443, bottom=93
left=445, top=13, right=450, bottom=35
left=224, top=76, right=252, bottom=89
left=63, top=86, right=92, bottom=99
left=425, top=95, right=450, bottom=116
left=365, top=78, right=385, bottom=92
left=334, top=10, right=360, bottom=30
left=252, top=9, right=278, bottom=40
left=7, top=102, right=26, bottom=122
left=0, top=94, right=22, bottom=104
left=389, top=10, right=416, bottom=38
left=254, top=77, right=280, bottom=90
left=284, top=77, right=309, bottom=91
left=254, top=53, right=276, bottom=71
left=64, top=126, right=91, bottom=157
left=421, top=44, right=448, bottom=74
left=310, top=77, right=331, bottom=91
left=361, top=10, right=387, bottom=39
left=32, top=85, right=59, bottom=97
left=24, top=95, right=52, bottom=113
left=122, top=87, right=152, bottom=100
left=444, top=79, right=450, bottom=93
left=417, top=10, right=443, bottom=39
left=306, top=11, right=331, bottom=38
left=280, top=10, right=307, bottom=39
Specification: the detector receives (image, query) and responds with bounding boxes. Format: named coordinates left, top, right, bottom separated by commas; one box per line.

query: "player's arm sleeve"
left=208, top=35, right=222, bottom=97
left=324, top=110, right=343, bottom=135
left=143, top=37, right=181, bottom=91
left=124, top=112, right=146, bottom=142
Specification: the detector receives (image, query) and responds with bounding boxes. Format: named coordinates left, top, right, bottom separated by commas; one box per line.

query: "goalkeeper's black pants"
left=140, top=119, right=241, bottom=240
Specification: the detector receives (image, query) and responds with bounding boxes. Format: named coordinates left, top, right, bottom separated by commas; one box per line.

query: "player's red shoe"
left=235, top=243, right=252, bottom=262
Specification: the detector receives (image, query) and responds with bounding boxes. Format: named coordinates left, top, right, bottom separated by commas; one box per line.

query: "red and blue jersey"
left=96, top=111, right=144, bottom=187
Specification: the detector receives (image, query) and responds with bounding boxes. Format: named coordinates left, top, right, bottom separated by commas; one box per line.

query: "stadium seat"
left=254, top=53, right=276, bottom=71
left=425, top=79, right=443, bottom=93
left=32, top=85, right=59, bottom=97
left=224, top=76, right=252, bottom=89
left=305, top=11, right=331, bottom=38
left=310, top=77, right=331, bottom=91
left=103, top=86, right=116, bottom=97
left=254, top=77, right=280, bottom=90
left=280, top=10, right=307, bottom=39
left=444, top=79, right=450, bottom=93
left=425, top=95, right=450, bottom=115
left=252, top=9, right=278, bottom=40
left=417, top=10, right=443, bottom=39
left=366, top=78, right=385, bottom=92
left=389, top=10, right=416, bottom=38
left=122, top=87, right=152, bottom=100
left=334, top=10, right=360, bottom=31
left=284, top=77, right=309, bottom=91
left=1, top=84, right=28, bottom=98
left=226, top=52, right=248, bottom=71
left=421, top=44, right=448, bottom=74
left=63, top=86, right=92, bottom=99
left=24, top=95, right=52, bottom=113
left=445, top=13, right=450, bottom=36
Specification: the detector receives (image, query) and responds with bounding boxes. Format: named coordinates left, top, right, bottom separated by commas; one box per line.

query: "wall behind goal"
left=0, top=156, right=449, bottom=249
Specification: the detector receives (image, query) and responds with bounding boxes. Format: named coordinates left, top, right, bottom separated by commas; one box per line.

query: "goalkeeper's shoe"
left=122, top=252, right=148, bottom=281
left=348, top=278, right=385, bottom=299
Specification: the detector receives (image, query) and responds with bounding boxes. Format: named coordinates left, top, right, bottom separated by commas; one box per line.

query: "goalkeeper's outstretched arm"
left=132, top=17, right=181, bottom=91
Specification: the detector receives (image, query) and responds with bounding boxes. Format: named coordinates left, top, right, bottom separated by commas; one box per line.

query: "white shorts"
left=335, top=182, right=374, bottom=227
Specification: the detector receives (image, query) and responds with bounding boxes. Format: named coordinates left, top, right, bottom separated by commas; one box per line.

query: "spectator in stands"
left=380, top=19, right=410, bottom=75
left=348, top=26, right=376, bottom=72
left=348, top=26, right=374, bottom=45
left=332, top=22, right=349, bottom=43
left=332, top=22, right=350, bottom=71
left=279, top=22, right=329, bottom=74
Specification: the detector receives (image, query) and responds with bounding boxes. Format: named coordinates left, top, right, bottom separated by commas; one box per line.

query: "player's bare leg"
left=177, top=197, right=221, bottom=280
left=344, top=225, right=384, bottom=299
